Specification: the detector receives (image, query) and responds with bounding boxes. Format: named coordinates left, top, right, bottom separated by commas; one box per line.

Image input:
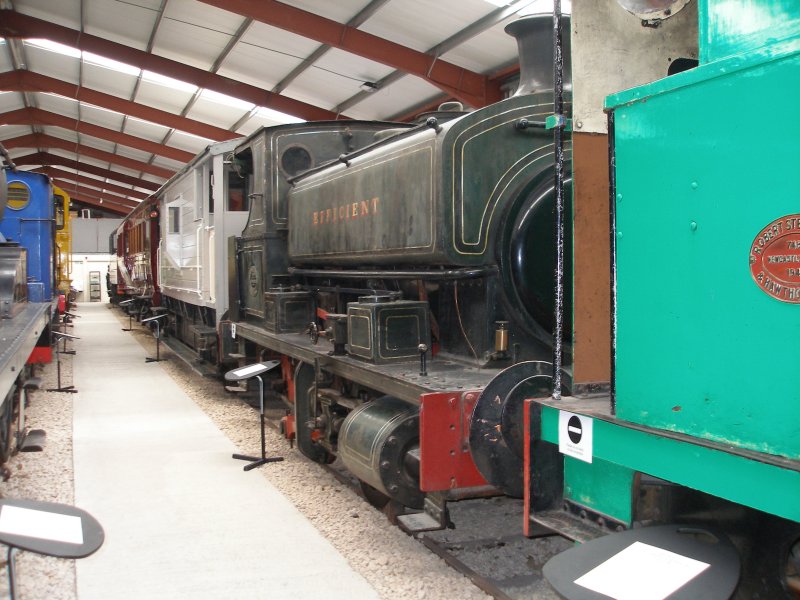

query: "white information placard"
left=0, top=505, right=84, bottom=545
left=558, top=410, right=593, bottom=463
left=574, top=541, right=710, bottom=600
left=233, top=363, right=267, bottom=378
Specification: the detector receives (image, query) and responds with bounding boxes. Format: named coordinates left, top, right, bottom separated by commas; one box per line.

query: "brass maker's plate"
left=749, top=214, right=800, bottom=303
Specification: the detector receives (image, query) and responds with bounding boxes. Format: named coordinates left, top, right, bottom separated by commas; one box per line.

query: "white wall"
left=70, top=254, right=113, bottom=303
left=72, top=218, right=123, bottom=253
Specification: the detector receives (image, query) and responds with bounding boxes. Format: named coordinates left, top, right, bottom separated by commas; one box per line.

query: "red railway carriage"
left=112, top=196, right=160, bottom=315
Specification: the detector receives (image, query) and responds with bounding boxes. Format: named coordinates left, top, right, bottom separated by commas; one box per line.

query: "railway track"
left=418, top=498, right=569, bottom=600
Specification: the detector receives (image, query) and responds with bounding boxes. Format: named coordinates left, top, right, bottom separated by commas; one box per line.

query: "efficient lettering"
left=312, top=197, right=380, bottom=226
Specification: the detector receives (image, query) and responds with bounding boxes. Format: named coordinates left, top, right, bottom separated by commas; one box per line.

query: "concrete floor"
left=71, top=303, right=379, bottom=600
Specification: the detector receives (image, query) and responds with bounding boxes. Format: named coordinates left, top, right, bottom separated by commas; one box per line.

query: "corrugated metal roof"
left=0, top=0, right=557, bottom=215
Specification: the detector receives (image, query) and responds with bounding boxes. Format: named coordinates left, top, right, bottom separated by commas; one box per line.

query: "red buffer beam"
left=0, top=70, right=238, bottom=142
left=3, top=133, right=175, bottom=179
left=0, top=108, right=196, bottom=163
left=196, top=0, right=503, bottom=107
left=13, top=152, right=161, bottom=191
left=0, top=10, right=343, bottom=121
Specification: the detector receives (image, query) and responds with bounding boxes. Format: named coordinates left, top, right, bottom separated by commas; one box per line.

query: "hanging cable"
left=454, top=281, right=478, bottom=360
left=551, top=0, right=566, bottom=401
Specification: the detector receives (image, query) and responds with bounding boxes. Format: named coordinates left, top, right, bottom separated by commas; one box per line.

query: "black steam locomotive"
left=226, top=14, right=571, bottom=523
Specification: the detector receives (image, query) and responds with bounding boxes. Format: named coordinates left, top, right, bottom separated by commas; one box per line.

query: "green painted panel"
left=698, top=0, right=800, bottom=63
left=611, top=46, right=800, bottom=459
left=564, top=458, right=634, bottom=524
left=540, top=407, right=800, bottom=522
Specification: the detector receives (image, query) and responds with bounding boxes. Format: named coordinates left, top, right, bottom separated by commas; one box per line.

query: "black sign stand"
left=0, top=498, right=104, bottom=600
left=47, top=331, right=79, bottom=393
left=224, top=361, right=284, bottom=471
left=119, top=299, right=134, bottom=331
left=62, top=311, right=79, bottom=329
left=142, top=313, right=168, bottom=363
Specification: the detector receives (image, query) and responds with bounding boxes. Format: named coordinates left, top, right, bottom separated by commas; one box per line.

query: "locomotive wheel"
left=292, top=362, right=332, bottom=464
left=359, top=481, right=391, bottom=510
left=739, top=516, right=800, bottom=599
left=468, top=361, right=568, bottom=498
left=787, top=537, right=800, bottom=598
left=358, top=481, right=410, bottom=526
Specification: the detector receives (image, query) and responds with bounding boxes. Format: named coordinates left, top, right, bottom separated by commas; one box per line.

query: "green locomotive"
left=527, top=1, right=800, bottom=597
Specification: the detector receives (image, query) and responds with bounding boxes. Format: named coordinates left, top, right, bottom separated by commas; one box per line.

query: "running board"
left=397, top=511, right=443, bottom=533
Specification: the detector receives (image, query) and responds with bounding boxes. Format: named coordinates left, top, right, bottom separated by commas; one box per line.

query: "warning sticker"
left=558, top=411, right=593, bottom=463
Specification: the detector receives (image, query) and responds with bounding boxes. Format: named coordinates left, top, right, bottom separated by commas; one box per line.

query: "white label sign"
left=0, top=505, right=84, bottom=545
left=558, top=411, right=593, bottom=463
left=231, top=323, right=237, bottom=339
left=574, top=541, right=710, bottom=600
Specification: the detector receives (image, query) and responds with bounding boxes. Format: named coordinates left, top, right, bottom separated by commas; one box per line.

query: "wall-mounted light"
left=360, top=81, right=379, bottom=93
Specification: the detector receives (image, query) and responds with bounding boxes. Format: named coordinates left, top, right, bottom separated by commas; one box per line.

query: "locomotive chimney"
left=505, top=14, right=571, bottom=97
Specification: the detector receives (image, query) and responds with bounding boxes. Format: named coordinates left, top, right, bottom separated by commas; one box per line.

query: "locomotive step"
left=21, top=377, right=42, bottom=391
left=19, top=429, right=46, bottom=453
left=397, top=511, right=443, bottom=533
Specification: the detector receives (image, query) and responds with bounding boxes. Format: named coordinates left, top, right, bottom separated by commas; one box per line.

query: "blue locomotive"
left=0, top=164, right=57, bottom=463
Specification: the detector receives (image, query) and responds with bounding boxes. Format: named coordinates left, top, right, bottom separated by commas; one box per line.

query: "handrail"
left=287, top=118, right=442, bottom=185
left=288, top=265, right=497, bottom=280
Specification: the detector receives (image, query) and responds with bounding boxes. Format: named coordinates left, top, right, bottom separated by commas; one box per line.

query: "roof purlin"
left=0, top=70, right=238, bottom=141
left=0, top=107, right=196, bottom=163
left=13, top=151, right=162, bottom=191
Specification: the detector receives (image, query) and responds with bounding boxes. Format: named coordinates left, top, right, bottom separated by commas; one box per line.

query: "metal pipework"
left=289, top=266, right=497, bottom=281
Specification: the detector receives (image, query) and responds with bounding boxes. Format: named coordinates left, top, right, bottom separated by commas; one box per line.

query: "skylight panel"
left=26, top=38, right=82, bottom=58
left=142, top=71, right=197, bottom=93
left=256, top=106, right=304, bottom=125
left=199, top=89, right=254, bottom=112
left=83, top=51, right=141, bottom=76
